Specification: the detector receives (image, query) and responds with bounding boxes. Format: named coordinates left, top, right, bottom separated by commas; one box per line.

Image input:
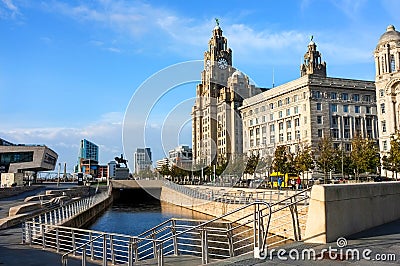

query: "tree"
left=315, top=137, right=338, bottom=183
left=350, top=135, right=380, bottom=181
left=244, top=153, right=260, bottom=177
left=382, top=131, right=400, bottom=180
left=157, top=164, right=171, bottom=178
left=272, top=146, right=295, bottom=186
left=293, top=144, right=314, bottom=184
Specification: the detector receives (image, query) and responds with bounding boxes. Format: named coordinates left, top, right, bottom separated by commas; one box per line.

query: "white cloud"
left=0, top=112, right=125, bottom=172
left=0, top=0, right=20, bottom=18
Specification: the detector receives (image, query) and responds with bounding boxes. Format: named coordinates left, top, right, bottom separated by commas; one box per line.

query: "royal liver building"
left=191, top=22, right=262, bottom=166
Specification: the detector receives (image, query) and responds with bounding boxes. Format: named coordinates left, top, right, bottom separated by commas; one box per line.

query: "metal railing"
left=22, top=186, right=310, bottom=265
left=164, top=180, right=301, bottom=205
left=24, top=191, right=110, bottom=228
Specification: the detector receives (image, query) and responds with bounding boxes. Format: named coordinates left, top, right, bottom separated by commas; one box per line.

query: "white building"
left=134, top=148, right=152, bottom=175
left=374, top=25, right=400, bottom=177
left=241, top=39, right=378, bottom=160
left=107, top=161, right=117, bottom=179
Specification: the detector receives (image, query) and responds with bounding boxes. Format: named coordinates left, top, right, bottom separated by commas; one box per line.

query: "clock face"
left=217, top=58, right=228, bottom=70
left=205, top=59, right=211, bottom=72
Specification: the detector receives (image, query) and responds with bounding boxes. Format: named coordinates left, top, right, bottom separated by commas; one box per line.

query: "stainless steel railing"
left=22, top=186, right=310, bottom=265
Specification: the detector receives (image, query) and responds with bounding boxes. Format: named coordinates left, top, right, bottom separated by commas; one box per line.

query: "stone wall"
left=0, top=185, right=44, bottom=199
left=304, top=182, right=400, bottom=243
left=160, top=186, right=308, bottom=240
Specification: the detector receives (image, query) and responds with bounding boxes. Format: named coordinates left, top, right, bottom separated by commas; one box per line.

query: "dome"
left=378, top=25, right=400, bottom=44
left=232, top=70, right=245, bottom=79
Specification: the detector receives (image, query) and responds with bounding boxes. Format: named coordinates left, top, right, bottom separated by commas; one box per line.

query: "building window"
left=382, top=120, right=386, bottom=132
left=279, top=133, right=284, bottom=142
left=344, top=129, right=350, bottom=139
left=250, top=129, right=254, bottom=136
left=279, top=122, right=284, bottom=131
left=332, top=128, right=339, bottom=138
left=331, top=104, right=337, bottom=112
left=285, top=97, right=290, bottom=104
left=343, top=105, right=349, bottom=112
left=270, top=135, right=275, bottom=144
left=383, top=140, right=388, bottom=151
left=317, top=116, right=322, bottom=124
left=262, top=126, right=266, bottom=134
left=353, top=94, right=360, bottom=102
left=255, top=108, right=259, bottom=114
left=390, top=54, right=396, bottom=72
left=287, top=132, right=292, bottom=141
left=317, top=129, right=323, bottom=137
left=256, top=128, right=260, bottom=135
left=313, top=91, right=321, bottom=99
left=304, top=116, right=307, bottom=124
left=316, top=103, right=322, bottom=111
left=279, top=111, right=283, bottom=118
left=250, top=140, right=254, bottom=147
left=286, top=108, right=290, bottom=116
left=294, top=106, right=299, bottom=114
left=366, top=106, right=371, bottom=114
left=269, top=103, right=274, bottom=109
left=293, top=95, right=298, bottom=102
left=278, top=100, right=282, bottom=107
left=342, top=93, right=348, bottom=100
left=331, top=116, right=338, bottom=126
left=381, top=103, right=385, bottom=114
left=294, top=118, right=300, bottom=127
left=331, top=92, right=337, bottom=99
left=364, top=95, right=371, bottom=102
left=262, top=116, right=266, bottom=122
left=261, top=106, right=266, bottom=112
left=270, top=113, right=274, bottom=121
left=287, top=120, right=292, bottom=128
left=295, top=130, right=300, bottom=139
left=366, top=118, right=372, bottom=127
left=344, top=117, right=350, bottom=126
left=355, top=106, right=360, bottom=113
left=270, top=124, right=275, bottom=132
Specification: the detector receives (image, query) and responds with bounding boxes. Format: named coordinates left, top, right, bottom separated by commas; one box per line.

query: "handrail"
left=61, top=233, right=104, bottom=264
left=158, top=200, right=272, bottom=248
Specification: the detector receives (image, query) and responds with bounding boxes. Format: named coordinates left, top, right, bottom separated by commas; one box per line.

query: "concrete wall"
left=61, top=195, right=113, bottom=228
left=304, top=182, right=400, bottom=243
left=0, top=185, right=44, bottom=199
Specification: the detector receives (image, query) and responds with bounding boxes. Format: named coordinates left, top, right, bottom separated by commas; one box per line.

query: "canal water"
left=88, top=197, right=213, bottom=236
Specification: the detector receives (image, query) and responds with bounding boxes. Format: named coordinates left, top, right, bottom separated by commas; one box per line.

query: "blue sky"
left=0, top=0, right=399, bottom=171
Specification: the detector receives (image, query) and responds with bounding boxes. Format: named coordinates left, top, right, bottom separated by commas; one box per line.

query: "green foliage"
left=315, top=137, right=338, bottom=180
left=293, top=144, right=314, bottom=176
left=382, top=131, right=400, bottom=176
left=244, top=153, right=260, bottom=175
left=272, top=146, right=295, bottom=175
left=350, top=135, right=380, bottom=179
left=157, top=164, right=171, bottom=177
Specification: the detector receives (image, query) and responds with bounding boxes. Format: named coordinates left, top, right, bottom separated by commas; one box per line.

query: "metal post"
left=42, top=224, right=46, bottom=249
left=82, top=246, right=87, bottom=266
left=103, top=234, right=107, bottom=266
left=45, top=212, right=48, bottom=224
left=158, top=242, right=164, bottom=266
left=72, top=230, right=76, bottom=256
left=152, top=229, right=157, bottom=259
left=56, top=228, right=60, bottom=252
left=201, top=229, right=209, bottom=264
left=90, top=232, right=94, bottom=260
left=110, top=235, right=115, bottom=265
left=128, top=238, right=133, bottom=266
left=27, top=222, right=32, bottom=245
left=171, top=220, right=178, bottom=256
left=227, top=223, right=234, bottom=257
left=133, top=237, right=138, bottom=262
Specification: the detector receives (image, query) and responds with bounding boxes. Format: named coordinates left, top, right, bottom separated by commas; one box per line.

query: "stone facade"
left=192, top=24, right=261, bottom=166
left=241, top=41, right=378, bottom=161
left=374, top=25, right=400, bottom=177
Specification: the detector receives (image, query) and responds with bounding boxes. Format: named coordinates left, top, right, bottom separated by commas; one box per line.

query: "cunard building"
left=191, top=21, right=262, bottom=166
left=241, top=38, right=378, bottom=158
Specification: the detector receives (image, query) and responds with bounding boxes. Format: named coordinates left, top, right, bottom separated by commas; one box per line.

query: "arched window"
left=382, top=56, right=386, bottom=73
left=390, top=54, right=396, bottom=72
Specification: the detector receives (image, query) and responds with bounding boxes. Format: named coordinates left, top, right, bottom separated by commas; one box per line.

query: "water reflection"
left=88, top=199, right=213, bottom=236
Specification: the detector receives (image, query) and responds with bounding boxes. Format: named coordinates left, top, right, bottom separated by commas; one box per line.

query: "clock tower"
left=192, top=20, right=234, bottom=167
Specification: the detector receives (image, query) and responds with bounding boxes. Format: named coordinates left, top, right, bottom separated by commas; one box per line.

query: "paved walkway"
left=212, top=219, right=400, bottom=265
